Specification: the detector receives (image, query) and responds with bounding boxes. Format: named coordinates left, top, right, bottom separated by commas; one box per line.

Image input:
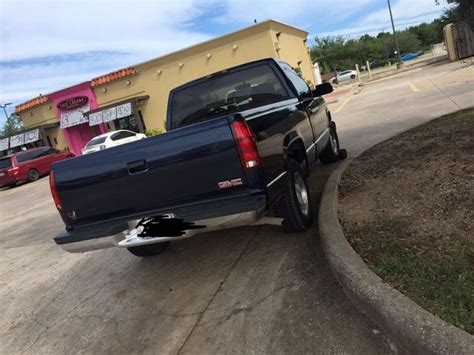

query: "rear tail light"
left=49, top=171, right=62, bottom=211
left=230, top=120, right=262, bottom=169
left=8, top=167, right=19, bottom=175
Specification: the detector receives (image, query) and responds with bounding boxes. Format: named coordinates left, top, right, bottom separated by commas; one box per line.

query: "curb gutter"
left=319, top=160, right=474, bottom=354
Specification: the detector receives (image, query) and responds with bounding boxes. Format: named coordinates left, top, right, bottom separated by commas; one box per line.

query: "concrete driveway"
left=1, top=59, right=472, bottom=354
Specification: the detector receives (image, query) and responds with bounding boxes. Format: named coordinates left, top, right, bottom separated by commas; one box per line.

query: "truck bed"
left=53, top=115, right=260, bottom=229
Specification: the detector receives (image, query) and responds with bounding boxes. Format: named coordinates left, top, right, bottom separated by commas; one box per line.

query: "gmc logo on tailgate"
left=218, top=178, right=243, bottom=189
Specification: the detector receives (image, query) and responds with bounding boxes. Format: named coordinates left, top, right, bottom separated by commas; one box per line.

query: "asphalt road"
left=1, top=59, right=472, bottom=354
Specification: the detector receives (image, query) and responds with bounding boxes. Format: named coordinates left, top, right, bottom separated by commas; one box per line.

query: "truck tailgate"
left=53, top=117, right=252, bottom=228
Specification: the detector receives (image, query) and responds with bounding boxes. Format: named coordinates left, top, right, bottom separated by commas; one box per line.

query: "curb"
left=318, top=160, right=474, bottom=354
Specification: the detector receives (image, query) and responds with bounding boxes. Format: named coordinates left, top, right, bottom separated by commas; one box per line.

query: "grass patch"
left=348, top=217, right=474, bottom=333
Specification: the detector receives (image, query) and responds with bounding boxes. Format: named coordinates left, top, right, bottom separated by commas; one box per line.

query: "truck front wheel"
left=280, top=159, right=313, bottom=232
left=127, top=241, right=170, bottom=257
left=319, top=127, right=340, bottom=164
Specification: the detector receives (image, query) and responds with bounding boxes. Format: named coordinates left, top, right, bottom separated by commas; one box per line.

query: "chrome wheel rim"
left=330, top=131, right=338, bottom=155
left=294, top=172, right=309, bottom=216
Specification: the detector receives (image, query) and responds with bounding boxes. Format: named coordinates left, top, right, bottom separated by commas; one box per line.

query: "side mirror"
left=312, top=83, right=333, bottom=97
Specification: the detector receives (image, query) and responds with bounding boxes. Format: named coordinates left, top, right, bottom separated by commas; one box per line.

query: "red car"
left=0, top=147, right=74, bottom=187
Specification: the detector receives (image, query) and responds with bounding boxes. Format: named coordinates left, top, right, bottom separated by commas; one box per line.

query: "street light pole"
left=1, top=103, right=12, bottom=120
left=387, top=0, right=402, bottom=67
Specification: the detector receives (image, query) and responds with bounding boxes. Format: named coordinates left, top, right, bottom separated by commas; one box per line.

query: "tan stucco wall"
left=93, top=21, right=312, bottom=131
left=19, top=102, right=57, bottom=129
left=42, top=126, right=68, bottom=150
left=270, top=22, right=315, bottom=88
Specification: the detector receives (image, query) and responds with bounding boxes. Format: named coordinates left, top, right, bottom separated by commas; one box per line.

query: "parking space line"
left=410, top=82, right=421, bottom=92
left=335, top=96, right=352, bottom=113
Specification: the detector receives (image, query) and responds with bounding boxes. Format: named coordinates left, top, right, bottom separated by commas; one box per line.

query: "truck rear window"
left=169, top=64, right=289, bottom=129
left=0, top=157, right=12, bottom=169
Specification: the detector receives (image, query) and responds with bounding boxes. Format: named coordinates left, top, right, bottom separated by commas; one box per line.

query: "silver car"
left=332, top=70, right=357, bottom=84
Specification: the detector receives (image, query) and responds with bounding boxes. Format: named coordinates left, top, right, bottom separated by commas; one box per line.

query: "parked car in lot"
left=51, top=58, right=346, bottom=257
left=0, top=147, right=73, bottom=187
left=400, top=53, right=419, bottom=61
left=331, top=70, right=357, bottom=84
left=82, top=130, right=147, bottom=155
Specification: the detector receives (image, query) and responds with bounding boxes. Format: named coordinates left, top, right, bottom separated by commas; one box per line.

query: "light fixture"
left=276, top=32, right=282, bottom=39
left=179, top=62, right=184, bottom=68
left=233, top=44, right=238, bottom=51
left=297, top=60, right=302, bottom=66
left=206, top=53, right=212, bottom=59
left=126, top=80, right=131, bottom=86
left=102, top=88, right=107, bottom=93
left=157, top=69, right=162, bottom=75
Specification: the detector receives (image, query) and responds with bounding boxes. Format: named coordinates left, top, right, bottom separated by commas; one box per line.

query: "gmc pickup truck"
left=51, top=58, right=346, bottom=257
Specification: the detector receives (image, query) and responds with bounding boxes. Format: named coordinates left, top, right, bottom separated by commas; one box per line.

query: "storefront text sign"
left=102, top=107, right=117, bottom=122
left=60, top=104, right=90, bottom=129
left=88, top=102, right=133, bottom=126
left=24, top=129, right=40, bottom=144
left=116, top=103, right=132, bottom=118
left=57, top=96, right=88, bottom=111
left=89, top=111, right=103, bottom=126
left=0, top=138, right=8, bottom=150
left=9, top=133, right=25, bottom=148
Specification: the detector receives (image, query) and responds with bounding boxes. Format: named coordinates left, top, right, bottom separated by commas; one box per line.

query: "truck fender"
left=283, top=136, right=308, bottom=175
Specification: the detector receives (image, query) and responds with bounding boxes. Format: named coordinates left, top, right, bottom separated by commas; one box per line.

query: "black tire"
left=320, top=127, right=340, bottom=164
left=280, top=159, right=313, bottom=233
left=350, top=74, right=356, bottom=79
left=28, top=169, right=39, bottom=182
left=127, top=241, right=170, bottom=257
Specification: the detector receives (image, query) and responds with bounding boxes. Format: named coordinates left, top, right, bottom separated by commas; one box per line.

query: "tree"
left=1, top=114, right=23, bottom=137
left=408, top=22, right=439, bottom=48
left=436, top=0, right=474, bottom=29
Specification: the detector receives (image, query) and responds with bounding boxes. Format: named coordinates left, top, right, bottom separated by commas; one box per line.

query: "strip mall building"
left=3, top=20, right=316, bottom=156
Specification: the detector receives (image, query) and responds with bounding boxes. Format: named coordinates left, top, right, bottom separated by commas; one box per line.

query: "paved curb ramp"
left=318, top=160, right=474, bottom=354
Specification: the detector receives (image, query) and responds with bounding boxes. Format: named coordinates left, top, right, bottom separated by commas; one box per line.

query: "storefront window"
left=113, top=110, right=145, bottom=133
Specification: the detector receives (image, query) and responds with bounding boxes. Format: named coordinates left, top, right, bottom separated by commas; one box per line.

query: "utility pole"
left=387, top=0, right=402, bottom=67
left=1, top=103, right=11, bottom=120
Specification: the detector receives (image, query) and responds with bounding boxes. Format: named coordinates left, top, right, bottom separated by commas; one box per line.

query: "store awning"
left=0, top=123, right=58, bottom=151
left=85, top=96, right=149, bottom=127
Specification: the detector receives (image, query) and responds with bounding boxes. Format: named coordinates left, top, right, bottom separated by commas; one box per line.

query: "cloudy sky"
left=0, top=0, right=450, bottom=125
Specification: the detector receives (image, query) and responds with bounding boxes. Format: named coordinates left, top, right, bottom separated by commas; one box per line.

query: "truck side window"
left=280, top=63, right=311, bottom=98
left=170, top=64, right=290, bottom=129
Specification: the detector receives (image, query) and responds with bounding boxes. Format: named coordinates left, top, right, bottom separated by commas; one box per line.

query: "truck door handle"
left=127, top=160, right=147, bottom=174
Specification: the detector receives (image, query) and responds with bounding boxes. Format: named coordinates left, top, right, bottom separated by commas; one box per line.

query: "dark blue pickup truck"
left=51, top=58, right=345, bottom=257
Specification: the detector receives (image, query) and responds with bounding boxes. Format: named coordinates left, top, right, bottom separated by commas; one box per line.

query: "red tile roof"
left=15, top=95, right=49, bottom=113
left=91, top=67, right=137, bottom=87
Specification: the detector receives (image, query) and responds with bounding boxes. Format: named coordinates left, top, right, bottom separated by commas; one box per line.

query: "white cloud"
left=0, top=0, right=213, bottom=61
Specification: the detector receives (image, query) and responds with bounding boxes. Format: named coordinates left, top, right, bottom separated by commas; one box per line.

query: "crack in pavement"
left=177, top=226, right=261, bottom=355
left=197, top=282, right=297, bottom=327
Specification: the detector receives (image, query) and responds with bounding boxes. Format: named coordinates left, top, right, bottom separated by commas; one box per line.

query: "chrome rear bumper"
left=59, top=208, right=271, bottom=253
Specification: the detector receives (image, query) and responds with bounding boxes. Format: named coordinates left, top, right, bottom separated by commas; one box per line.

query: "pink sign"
left=47, top=82, right=106, bottom=155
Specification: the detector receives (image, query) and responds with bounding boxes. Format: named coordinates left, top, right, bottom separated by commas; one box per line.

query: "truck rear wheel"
left=127, top=241, right=170, bottom=257
left=280, top=159, right=313, bottom=232
left=319, top=127, right=340, bottom=164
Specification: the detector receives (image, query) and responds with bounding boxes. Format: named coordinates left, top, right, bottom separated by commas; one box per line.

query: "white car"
left=332, top=70, right=357, bottom=84
left=82, top=130, right=147, bottom=155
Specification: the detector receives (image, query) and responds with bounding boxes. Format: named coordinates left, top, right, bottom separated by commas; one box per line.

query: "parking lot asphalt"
left=1, top=59, right=472, bottom=354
